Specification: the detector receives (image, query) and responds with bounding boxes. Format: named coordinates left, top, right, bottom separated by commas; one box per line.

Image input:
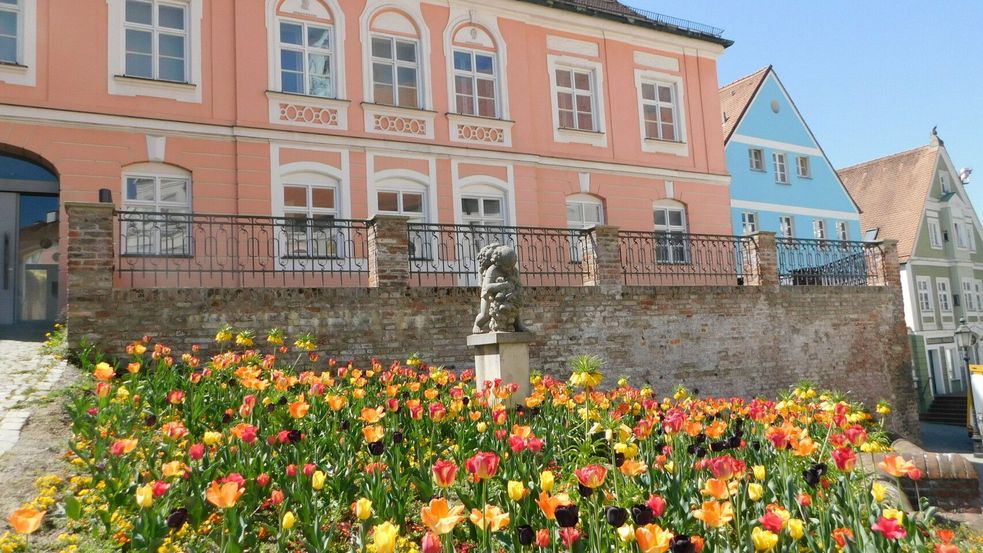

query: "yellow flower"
left=312, top=471, right=326, bottom=491
left=508, top=481, right=526, bottom=501
left=752, top=526, right=778, bottom=551
left=692, top=500, right=733, bottom=528
left=747, top=483, right=763, bottom=501
left=202, top=432, right=223, bottom=446
left=871, top=482, right=887, bottom=503
left=469, top=505, right=510, bottom=532
left=476, top=422, right=487, bottom=433
left=355, top=498, right=373, bottom=521
left=617, top=524, right=635, bottom=543
left=371, top=522, right=398, bottom=553
left=281, top=511, right=296, bottom=530
left=753, top=465, right=766, bottom=481
left=135, top=484, right=154, bottom=508
left=635, top=523, right=672, bottom=553
left=787, top=518, right=804, bottom=540
left=421, top=497, right=466, bottom=535
left=540, top=470, right=554, bottom=493
left=882, top=508, right=904, bottom=523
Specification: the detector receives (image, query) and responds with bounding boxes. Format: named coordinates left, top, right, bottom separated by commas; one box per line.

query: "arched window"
left=121, top=162, right=192, bottom=256
left=367, top=8, right=424, bottom=108
left=375, top=178, right=427, bottom=223
left=449, top=23, right=500, bottom=118
left=653, top=199, right=688, bottom=264
left=565, top=193, right=604, bottom=229
left=279, top=170, right=341, bottom=258
left=459, top=183, right=506, bottom=227
left=273, top=0, right=337, bottom=98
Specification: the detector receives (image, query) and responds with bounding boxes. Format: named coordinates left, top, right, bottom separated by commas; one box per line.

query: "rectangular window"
left=836, top=221, right=848, bottom=241
left=122, top=174, right=191, bottom=255
left=453, top=49, right=498, bottom=118
left=123, top=0, right=188, bottom=82
left=748, top=148, right=764, bottom=171
left=566, top=199, right=603, bottom=262
left=741, top=212, right=757, bottom=235
left=555, top=66, right=595, bottom=131
left=937, top=279, right=952, bottom=312
left=917, top=277, right=933, bottom=313
left=928, top=218, right=943, bottom=249
left=640, top=80, right=678, bottom=141
left=779, top=216, right=794, bottom=238
left=955, top=222, right=969, bottom=249
left=0, top=0, right=18, bottom=64
left=282, top=183, right=340, bottom=258
left=974, top=280, right=983, bottom=313
left=796, top=156, right=811, bottom=178
left=377, top=189, right=425, bottom=222
left=812, top=219, right=825, bottom=239
left=654, top=206, right=688, bottom=263
left=371, top=35, right=420, bottom=108
left=940, top=172, right=951, bottom=194
left=964, top=279, right=976, bottom=312
left=773, top=152, right=788, bottom=184
left=279, top=20, right=333, bottom=97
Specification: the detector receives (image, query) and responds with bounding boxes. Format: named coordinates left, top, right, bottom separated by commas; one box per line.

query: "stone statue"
left=472, top=243, right=528, bottom=333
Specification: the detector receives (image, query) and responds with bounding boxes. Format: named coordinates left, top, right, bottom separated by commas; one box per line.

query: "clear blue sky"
left=636, top=1, right=983, bottom=207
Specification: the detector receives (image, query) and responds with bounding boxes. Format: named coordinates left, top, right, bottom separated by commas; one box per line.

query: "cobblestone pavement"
left=0, top=339, right=66, bottom=457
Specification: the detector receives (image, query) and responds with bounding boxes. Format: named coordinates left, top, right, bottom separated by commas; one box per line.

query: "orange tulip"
left=535, top=491, right=570, bottom=520
left=574, top=464, right=608, bottom=489
left=693, top=500, right=734, bottom=528
left=469, top=505, right=510, bottom=532
left=8, top=508, right=44, bottom=534
left=701, top=478, right=730, bottom=499
left=289, top=395, right=310, bottom=418
left=421, top=497, right=466, bottom=535
left=635, top=523, right=672, bottom=553
left=93, top=362, right=116, bottom=381
left=363, top=424, right=385, bottom=443
left=326, top=395, right=347, bottom=411
left=619, top=459, right=648, bottom=477
left=878, top=454, right=915, bottom=478
left=360, top=407, right=385, bottom=423
left=206, top=481, right=243, bottom=509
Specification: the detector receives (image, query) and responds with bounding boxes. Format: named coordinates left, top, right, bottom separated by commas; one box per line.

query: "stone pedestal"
left=467, top=332, right=535, bottom=404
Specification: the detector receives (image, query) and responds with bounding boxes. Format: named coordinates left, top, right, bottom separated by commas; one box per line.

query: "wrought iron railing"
left=115, top=211, right=370, bottom=287
left=526, top=0, right=726, bottom=39
left=619, top=231, right=754, bottom=286
left=407, top=223, right=590, bottom=286
left=775, top=238, right=884, bottom=286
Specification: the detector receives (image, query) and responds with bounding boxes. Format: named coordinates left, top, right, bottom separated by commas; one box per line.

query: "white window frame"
left=653, top=203, right=688, bottom=264
left=280, top=180, right=342, bottom=259
left=748, top=148, right=764, bottom=171
left=835, top=221, right=848, bottom=241
left=122, top=0, right=189, bottom=82
left=639, top=79, right=679, bottom=142
left=779, top=216, right=794, bottom=238
left=812, top=219, right=826, bottom=239
left=634, top=70, right=686, bottom=155
left=917, top=276, right=934, bottom=315
left=963, top=279, right=976, bottom=313
left=928, top=218, right=943, bottom=249
left=108, top=0, right=202, bottom=102
left=940, top=172, right=951, bottom=194
left=937, top=278, right=952, bottom=313
left=740, top=212, right=758, bottom=235
left=451, top=47, right=499, bottom=118
left=796, top=155, right=811, bottom=178
left=120, top=168, right=192, bottom=256
left=554, top=65, right=596, bottom=132
left=276, top=17, right=335, bottom=98
left=548, top=55, right=606, bottom=147
left=974, top=279, right=983, bottom=314
left=955, top=222, right=969, bottom=250
left=369, top=33, right=422, bottom=109
left=0, top=0, right=36, bottom=86
left=376, top=187, right=427, bottom=222
left=566, top=194, right=604, bottom=262
left=773, top=152, right=789, bottom=184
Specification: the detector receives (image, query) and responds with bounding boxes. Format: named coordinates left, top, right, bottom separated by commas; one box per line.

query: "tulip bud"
left=540, top=470, right=554, bottom=493
left=256, top=473, right=271, bottom=487
left=354, top=498, right=373, bottom=521
left=421, top=531, right=442, bottom=553
left=189, top=443, right=205, bottom=461
left=508, top=481, right=526, bottom=501
left=282, top=511, right=296, bottom=530
left=135, top=484, right=154, bottom=508
left=312, top=471, right=326, bottom=491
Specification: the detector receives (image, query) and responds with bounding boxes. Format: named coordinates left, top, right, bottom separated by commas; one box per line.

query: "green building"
left=840, top=130, right=981, bottom=413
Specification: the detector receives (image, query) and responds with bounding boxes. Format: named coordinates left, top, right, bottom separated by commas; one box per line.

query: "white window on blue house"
left=796, top=156, right=811, bottom=178
left=740, top=212, right=757, bottom=235
left=748, top=148, right=764, bottom=171
left=928, top=218, right=943, bottom=249
left=779, top=216, right=794, bottom=238
left=937, top=278, right=952, bottom=313
left=812, top=219, right=825, bottom=239
left=836, top=221, right=848, bottom=241
left=863, top=228, right=879, bottom=241
left=773, top=152, right=788, bottom=184
left=916, top=277, right=933, bottom=314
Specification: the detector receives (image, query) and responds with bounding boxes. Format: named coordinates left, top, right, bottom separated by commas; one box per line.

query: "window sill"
left=363, top=103, right=436, bottom=139
left=361, top=102, right=437, bottom=115
left=749, top=168, right=767, bottom=173
left=267, top=90, right=350, bottom=104
left=642, top=137, right=688, bottom=156
left=776, top=181, right=791, bottom=186
left=0, top=61, right=27, bottom=71
left=555, top=126, right=607, bottom=147
left=0, top=61, right=34, bottom=86
left=111, top=75, right=201, bottom=103
left=114, top=75, right=196, bottom=90
left=798, top=175, right=813, bottom=180
left=266, top=91, right=349, bottom=129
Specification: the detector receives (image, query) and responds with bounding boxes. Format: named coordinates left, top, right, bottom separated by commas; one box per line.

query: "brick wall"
left=68, top=284, right=919, bottom=439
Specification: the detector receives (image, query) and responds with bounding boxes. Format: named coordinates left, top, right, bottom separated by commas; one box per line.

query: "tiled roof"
left=519, top=0, right=733, bottom=47
left=837, top=145, right=940, bottom=261
left=718, top=66, right=770, bottom=142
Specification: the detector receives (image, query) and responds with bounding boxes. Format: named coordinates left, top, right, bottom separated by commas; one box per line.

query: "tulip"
left=311, top=470, right=326, bottom=491
left=693, top=500, right=733, bottom=528
left=289, top=396, right=310, bottom=418
left=136, top=484, right=154, bottom=508
left=878, top=454, right=915, bottom=478
left=871, top=482, right=887, bottom=503
left=202, top=431, right=223, bottom=446
left=832, top=447, right=856, bottom=471
left=759, top=511, right=784, bottom=533
left=871, top=516, right=907, bottom=540
left=354, top=498, right=373, bottom=521
left=574, top=464, right=607, bottom=488
left=421, top=531, right=442, bottom=553
left=535, top=528, right=550, bottom=547
left=507, top=481, right=526, bottom=501
left=554, top=504, right=579, bottom=528
left=751, top=526, right=778, bottom=551
left=110, top=438, right=138, bottom=456
left=753, top=465, right=766, bottom=481
left=372, top=522, right=399, bottom=553
left=645, top=495, right=667, bottom=518
left=465, top=452, right=500, bottom=480
left=432, top=460, right=458, bottom=488
left=152, top=480, right=170, bottom=497
left=605, top=506, right=629, bottom=527
left=206, top=481, right=243, bottom=509
left=7, top=508, right=44, bottom=534
left=635, top=523, right=672, bottom=553
left=166, top=507, right=188, bottom=529
left=516, top=525, right=535, bottom=546
left=93, top=362, right=116, bottom=381
left=421, top=497, right=466, bottom=535
left=787, top=518, right=804, bottom=540
left=256, top=473, right=270, bottom=487
left=282, top=511, right=296, bottom=529
left=559, top=527, right=581, bottom=549
left=470, top=505, right=510, bottom=532
left=540, top=470, right=554, bottom=493
left=189, top=443, right=205, bottom=461
left=747, top=483, right=763, bottom=501
left=363, top=424, right=385, bottom=443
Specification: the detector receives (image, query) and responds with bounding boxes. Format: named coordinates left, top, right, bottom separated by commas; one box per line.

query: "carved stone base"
left=466, top=332, right=535, bottom=405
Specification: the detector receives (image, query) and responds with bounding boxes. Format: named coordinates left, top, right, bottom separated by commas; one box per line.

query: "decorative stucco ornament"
left=472, top=243, right=528, bottom=333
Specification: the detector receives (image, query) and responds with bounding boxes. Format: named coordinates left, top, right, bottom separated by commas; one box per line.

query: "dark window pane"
left=461, top=198, right=479, bottom=215
left=574, top=71, right=590, bottom=91
left=668, top=210, right=683, bottom=227
left=371, top=37, right=391, bottom=59
left=307, top=26, right=330, bottom=48
left=283, top=186, right=307, bottom=208
left=475, top=54, right=494, bottom=74
left=397, top=86, right=418, bottom=108
left=0, top=36, right=15, bottom=63
left=661, top=123, right=675, bottom=141
left=477, top=98, right=496, bottom=118
left=159, top=33, right=184, bottom=58
left=555, top=69, right=570, bottom=88
left=641, top=83, right=655, bottom=101
left=158, top=4, right=185, bottom=30
left=483, top=199, right=501, bottom=215
left=577, top=113, right=593, bottom=131
left=403, top=193, right=423, bottom=213
left=558, top=109, right=574, bottom=129
left=280, top=22, right=303, bottom=45
left=374, top=83, right=394, bottom=105
left=645, top=121, right=658, bottom=139
left=125, top=0, right=153, bottom=24
left=643, top=104, right=658, bottom=124
left=396, top=66, right=417, bottom=87
left=126, top=177, right=156, bottom=201
left=0, top=10, right=16, bottom=36
left=575, top=94, right=592, bottom=113
left=372, top=62, right=393, bottom=85
left=455, top=75, right=473, bottom=95
left=659, top=106, right=674, bottom=124
left=125, top=53, right=153, bottom=78
left=557, top=92, right=573, bottom=110
left=311, top=187, right=334, bottom=209
left=654, top=209, right=666, bottom=226
left=159, top=178, right=188, bottom=204
left=395, top=40, right=416, bottom=62
left=309, top=53, right=330, bottom=77
left=456, top=94, right=473, bottom=115
left=476, top=78, right=495, bottom=99
left=658, top=85, right=673, bottom=103
left=158, top=57, right=185, bottom=81
left=126, top=29, right=152, bottom=54
left=281, top=70, right=303, bottom=93
left=377, top=191, right=399, bottom=212
left=453, top=50, right=471, bottom=71
left=309, top=75, right=331, bottom=97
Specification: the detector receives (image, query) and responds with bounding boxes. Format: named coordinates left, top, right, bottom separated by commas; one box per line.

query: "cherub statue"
left=472, top=243, right=528, bottom=333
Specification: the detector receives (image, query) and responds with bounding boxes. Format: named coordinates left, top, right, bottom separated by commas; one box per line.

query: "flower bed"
left=1, top=330, right=967, bottom=552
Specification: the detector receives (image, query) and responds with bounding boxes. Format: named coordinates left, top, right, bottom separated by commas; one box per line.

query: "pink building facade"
left=0, top=0, right=732, bottom=324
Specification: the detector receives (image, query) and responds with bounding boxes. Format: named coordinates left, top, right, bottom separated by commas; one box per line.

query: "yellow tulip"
left=882, top=508, right=904, bottom=523
left=421, top=497, right=466, bottom=535
left=871, top=482, right=887, bottom=503
left=282, top=511, right=296, bottom=529
left=540, top=470, right=554, bottom=493
left=312, top=471, right=326, bottom=491
left=787, top=518, right=804, bottom=540
left=135, top=484, right=154, bottom=508
left=355, top=498, right=373, bottom=521
left=617, top=524, right=635, bottom=543
left=508, top=481, right=526, bottom=501
left=372, top=522, right=399, bottom=553
left=747, top=483, right=763, bottom=501
left=753, top=465, right=766, bottom=481
left=752, top=526, right=778, bottom=551
left=203, top=432, right=223, bottom=446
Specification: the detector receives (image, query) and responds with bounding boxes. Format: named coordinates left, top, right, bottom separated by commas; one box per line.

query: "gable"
left=732, top=75, right=815, bottom=148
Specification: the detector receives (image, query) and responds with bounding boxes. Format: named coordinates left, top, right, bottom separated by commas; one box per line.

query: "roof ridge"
left=838, top=144, right=937, bottom=173
left=718, top=65, right=771, bottom=92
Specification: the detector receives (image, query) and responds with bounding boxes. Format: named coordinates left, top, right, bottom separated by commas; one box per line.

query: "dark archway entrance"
left=0, top=150, right=60, bottom=337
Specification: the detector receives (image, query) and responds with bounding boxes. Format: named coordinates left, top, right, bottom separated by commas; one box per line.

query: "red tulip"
left=286, top=464, right=297, bottom=477
left=574, top=465, right=608, bottom=489
left=646, top=495, right=667, bottom=518
left=421, top=531, right=441, bottom=553
left=256, top=473, right=270, bottom=487
left=432, top=460, right=459, bottom=488
left=152, top=480, right=170, bottom=497
left=872, top=516, right=907, bottom=540
left=465, top=452, right=500, bottom=480
left=535, top=528, right=550, bottom=547
left=303, top=463, right=316, bottom=477
left=560, top=527, right=581, bottom=549
left=189, top=443, right=205, bottom=461
left=832, top=447, right=856, bottom=471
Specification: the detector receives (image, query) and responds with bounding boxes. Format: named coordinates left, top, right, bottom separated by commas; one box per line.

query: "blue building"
left=719, top=67, right=861, bottom=242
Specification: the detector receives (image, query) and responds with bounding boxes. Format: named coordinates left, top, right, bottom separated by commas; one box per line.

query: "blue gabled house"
left=719, top=67, right=861, bottom=242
